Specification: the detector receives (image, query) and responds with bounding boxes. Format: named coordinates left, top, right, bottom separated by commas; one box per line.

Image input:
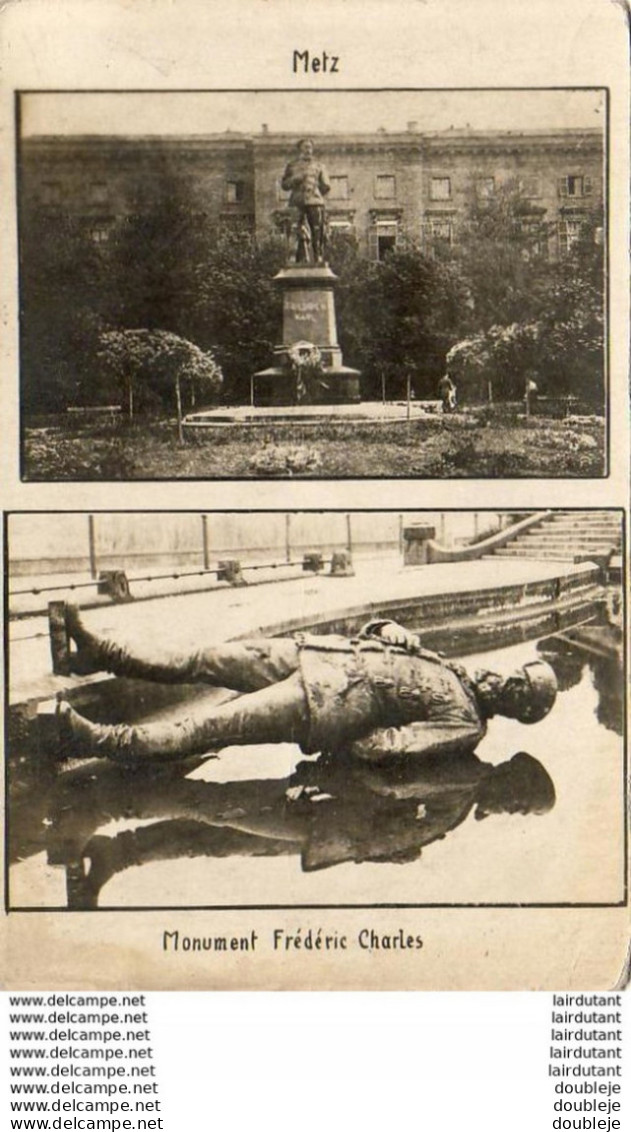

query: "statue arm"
left=359, top=619, right=442, bottom=659
left=318, top=165, right=331, bottom=196
left=347, top=720, right=484, bottom=762
left=281, top=163, right=297, bottom=192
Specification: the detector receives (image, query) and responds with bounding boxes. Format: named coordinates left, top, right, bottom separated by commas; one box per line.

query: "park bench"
left=66, top=405, right=122, bottom=425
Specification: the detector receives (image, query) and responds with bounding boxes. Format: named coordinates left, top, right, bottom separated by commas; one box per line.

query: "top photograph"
left=17, top=88, right=607, bottom=481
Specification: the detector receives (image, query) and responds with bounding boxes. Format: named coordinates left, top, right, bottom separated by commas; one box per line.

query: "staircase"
left=490, top=511, right=622, bottom=562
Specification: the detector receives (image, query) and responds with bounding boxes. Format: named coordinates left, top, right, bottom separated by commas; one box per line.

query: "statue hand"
left=365, top=620, right=422, bottom=651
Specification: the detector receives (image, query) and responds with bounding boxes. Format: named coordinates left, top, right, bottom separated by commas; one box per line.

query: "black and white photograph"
left=7, top=508, right=625, bottom=921
left=2, top=0, right=631, bottom=1115
left=17, top=88, right=606, bottom=481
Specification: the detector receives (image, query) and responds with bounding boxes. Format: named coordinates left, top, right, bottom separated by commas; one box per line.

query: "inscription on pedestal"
left=283, top=288, right=337, bottom=346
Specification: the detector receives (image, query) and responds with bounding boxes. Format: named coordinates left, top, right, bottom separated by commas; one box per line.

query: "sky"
left=20, top=89, right=604, bottom=137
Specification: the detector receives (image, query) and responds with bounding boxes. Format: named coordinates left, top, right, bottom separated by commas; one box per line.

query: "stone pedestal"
left=254, top=264, right=361, bottom=405
left=330, top=550, right=355, bottom=577
left=403, top=525, right=436, bottom=566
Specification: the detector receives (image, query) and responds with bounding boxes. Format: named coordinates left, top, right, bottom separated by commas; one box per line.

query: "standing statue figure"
left=281, top=137, right=331, bottom=264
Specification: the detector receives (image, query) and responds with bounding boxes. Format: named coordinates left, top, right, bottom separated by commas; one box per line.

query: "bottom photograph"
left=6, top=508, right=625, bottom=913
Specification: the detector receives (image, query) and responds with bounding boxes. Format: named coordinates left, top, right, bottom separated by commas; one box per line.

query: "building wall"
left=20, top=126, right=603, bottom=259
left=20, top=136, right=256, bottom=244
left=421, top=132, right=602, bottom=254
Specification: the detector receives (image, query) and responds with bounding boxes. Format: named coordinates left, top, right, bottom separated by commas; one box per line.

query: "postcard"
left=1, top=0, right=628, bottom=990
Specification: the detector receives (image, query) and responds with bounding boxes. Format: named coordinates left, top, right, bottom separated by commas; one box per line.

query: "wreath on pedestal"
left=286, top=341, right=328, bottom=404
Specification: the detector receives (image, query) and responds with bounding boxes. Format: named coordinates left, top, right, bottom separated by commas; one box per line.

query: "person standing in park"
left=438, top=372, right=458, bottom=413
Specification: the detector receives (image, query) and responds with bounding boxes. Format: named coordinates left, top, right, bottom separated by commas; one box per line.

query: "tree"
left=446, top=323, right=542, bottom=402
left=443, top=185, right=604, bottom=405
left=20, top=214, right=113, bottom=413
left=534, top=221, right=604, bottom=406
left=20, top=175, right=267, bottom=411
left=448, top=179, right=557, bottom=334
left=103, top=154, right=216, bottom=333
left=187, top=230, right=285, bottom=402
left=328, top=233, right=465, bottom=399
left=96, top=329, right=223, bottom=427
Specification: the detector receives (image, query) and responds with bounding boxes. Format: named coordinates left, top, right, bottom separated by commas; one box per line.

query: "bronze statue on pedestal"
left=281, top=137, right=331, bottom=264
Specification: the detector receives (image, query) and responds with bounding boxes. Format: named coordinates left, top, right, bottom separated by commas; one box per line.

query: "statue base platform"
left=182, top=401, right=439, bottom=430
left=252, top=363, right=361, bottom=406
left=253, top=262, right=361, bottom=406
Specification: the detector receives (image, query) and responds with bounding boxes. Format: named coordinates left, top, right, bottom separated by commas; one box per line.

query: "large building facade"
left=20, top=124, right=604, bottom=260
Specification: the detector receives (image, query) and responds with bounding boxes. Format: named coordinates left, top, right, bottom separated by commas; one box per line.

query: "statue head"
left=474, top=660, right=558, bottom=724
left=296, top=137, right=315, bottom=158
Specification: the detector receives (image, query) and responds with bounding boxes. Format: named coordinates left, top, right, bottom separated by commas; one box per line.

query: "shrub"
left=248, top=444, right=322, bottom=476
left=97, top=329, right=223, bottom=418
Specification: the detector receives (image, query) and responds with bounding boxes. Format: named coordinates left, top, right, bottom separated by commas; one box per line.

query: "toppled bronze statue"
left=48, top=602, right=558, bottom=765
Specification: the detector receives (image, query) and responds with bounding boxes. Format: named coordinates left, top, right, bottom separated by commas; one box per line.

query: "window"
left=369, top=220, right=399, bottom=261
left=518, top=219, right=547, bottom=257
left=329, top=175, right=349, bottom=200
left=377, top=233, right=396, bottom=259
left=225, top=180, right=245, bottom=204
left=90, top=222, right=111, bottom=244
left=520, top=177, right=541, bottom=198
left=328, top=219, right=353, bottom=234
left=559, top=219, right=583, bottom=255
left=426, top=218, right=452, bottom=245
left=375, top=175, right=396, bottom=200
left=430, top=177, right=451, bottom=201
left=328, top=219, right=355, bottom=247
left=568, top=175, right=583, bottom=197
left=559, top=175, right=593, bottom=199
left=476, top=177, right=495, bottom=198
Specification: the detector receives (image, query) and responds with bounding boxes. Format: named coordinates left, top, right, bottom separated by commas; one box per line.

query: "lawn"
left=22, top=412, right=605, bottom=480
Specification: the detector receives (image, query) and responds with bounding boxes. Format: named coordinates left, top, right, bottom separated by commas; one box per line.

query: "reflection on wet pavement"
left=536, top=625, right=623, bottom=736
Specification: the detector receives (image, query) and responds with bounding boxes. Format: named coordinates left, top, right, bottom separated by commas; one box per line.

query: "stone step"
left=477, top=510, right=622, bottom=565
left=516, top=527, right=619, bottom=538
left=518, top=527, right=620, bottom=539
left=493, top=554, right=578, bottom=562
left=542, top=526, right=620, bottom=536
left=492, top=547, right=602, bottom=560
left=514, top=545, right=620, bottom=556
left=546, top=508, right=617, bottom=516
left=541, top=514, right=619, bottom=524
left=547, top=509, right=617, bottom=516
left=546, top=514, right=620, bottom=521
left=523, top=540, right=620, bottom=551
left=546, top=510, right=618, bottom=519
left=518, top=536, right=620, bottom=548
left=541, top=523, right=621, bottom=535
left=541, top=520, right=620, bottom=534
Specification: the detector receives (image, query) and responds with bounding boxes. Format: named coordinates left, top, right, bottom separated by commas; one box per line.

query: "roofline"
left=22, top=126, right=603, bottom=146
